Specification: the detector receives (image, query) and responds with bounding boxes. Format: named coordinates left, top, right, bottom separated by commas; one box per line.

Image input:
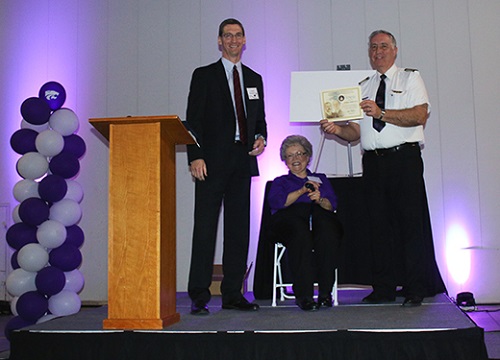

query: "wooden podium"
left=89, top=115, right=195, bottom=329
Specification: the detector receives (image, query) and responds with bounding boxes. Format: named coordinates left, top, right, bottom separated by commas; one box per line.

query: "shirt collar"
left=378, top=64, right=398, bottom=81
left=221, top=57, right=242, bottom=74
left=287, top=169, right=312, bottom=178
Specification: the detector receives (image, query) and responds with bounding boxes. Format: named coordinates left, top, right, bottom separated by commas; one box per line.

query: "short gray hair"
left=368, top=30, right=397, bottom=48
left=280, top=135, right=313, bottom=161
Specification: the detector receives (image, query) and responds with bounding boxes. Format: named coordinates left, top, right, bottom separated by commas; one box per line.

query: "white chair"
left=271, top=242, right=338, bottom=307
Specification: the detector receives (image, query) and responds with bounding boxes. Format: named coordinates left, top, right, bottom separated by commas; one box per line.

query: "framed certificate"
left=321, top=86, right=363, bottom=122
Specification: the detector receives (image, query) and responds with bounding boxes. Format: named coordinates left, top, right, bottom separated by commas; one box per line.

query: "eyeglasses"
left=285, top=151, right=308, bottom=160
left=222, top=32, right=244, bottom=40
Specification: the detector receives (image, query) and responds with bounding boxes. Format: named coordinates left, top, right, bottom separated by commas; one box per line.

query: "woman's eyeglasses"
left=285, top=151, right=308, bottom=160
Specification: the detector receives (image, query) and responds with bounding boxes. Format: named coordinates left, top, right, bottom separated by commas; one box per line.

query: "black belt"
left=365, top=142, right=419, bottom=156
left=233, top=140, right=245, bottom=145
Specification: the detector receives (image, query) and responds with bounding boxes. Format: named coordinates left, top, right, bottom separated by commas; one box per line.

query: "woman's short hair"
left=280, top=135, right=313, bottom=161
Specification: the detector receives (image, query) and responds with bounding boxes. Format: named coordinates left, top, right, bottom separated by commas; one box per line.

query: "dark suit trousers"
left=268, top=203, right=342, bottom=300
left=362, top=146, right=427, bottom=298
left=188, top=143, right=251, bottom=304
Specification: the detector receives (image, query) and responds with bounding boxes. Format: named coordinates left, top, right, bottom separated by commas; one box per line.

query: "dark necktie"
left=373, top=74, right=386, bottom=132
left=233, top=65, right=247, bottom=144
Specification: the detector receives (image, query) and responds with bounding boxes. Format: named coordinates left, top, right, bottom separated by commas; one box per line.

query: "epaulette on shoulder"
left=404, top=68, right=418, bottom=72
left=358, top=76, right=370, bottom=85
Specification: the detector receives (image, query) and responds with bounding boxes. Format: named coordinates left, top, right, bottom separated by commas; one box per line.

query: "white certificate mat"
left=289, top=70, right=374, bottom=122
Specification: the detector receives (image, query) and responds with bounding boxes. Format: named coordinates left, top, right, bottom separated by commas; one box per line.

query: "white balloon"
left=17, top=243, right=49, bottom=272
left=49, top=108, right=79, bottom=136
left=12, top=204, right=22, bottom=223
left=65, top=180, right=84, bottom=203
left=16, top=152, right=49, bottom=180
left=35, top=129, right=64, bottom=157
left=63, top=269, right=85, bottom=293
left=21, top=119, right=49, bottom=132
left=49, top=199, right=82, bottom=226
left=37, top=219, right=67, bottom=249
left=48, top=290, right=81, bottom=316
left=10, top=296, right=19, bottom=316
left=6, top=268, right=37, bottom=297
left=13, top=179, right=39, bottom=202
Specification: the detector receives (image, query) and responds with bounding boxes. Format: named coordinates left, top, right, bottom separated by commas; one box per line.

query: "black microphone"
left=305, top=183, right=315, bottom=191
left=305, top=183, right=316, bottom=204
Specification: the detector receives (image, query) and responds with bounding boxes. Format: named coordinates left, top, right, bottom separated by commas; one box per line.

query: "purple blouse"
left=268, top=170, right=338, bottom=214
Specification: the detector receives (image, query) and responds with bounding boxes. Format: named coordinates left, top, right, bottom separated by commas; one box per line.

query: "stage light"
left=456, top=291, right=476, bottom=312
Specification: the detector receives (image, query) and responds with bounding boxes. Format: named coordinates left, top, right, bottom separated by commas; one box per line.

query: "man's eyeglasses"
left=222, top=33, right=244, bottom=40
left=285, top=151, right=308, bottom=160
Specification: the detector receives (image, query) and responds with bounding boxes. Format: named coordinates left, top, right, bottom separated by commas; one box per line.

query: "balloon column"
left=5, top=82, right=86, bottom=340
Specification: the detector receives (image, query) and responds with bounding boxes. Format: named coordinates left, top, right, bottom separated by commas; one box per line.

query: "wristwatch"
left=379, top=110, right=386, bottom=120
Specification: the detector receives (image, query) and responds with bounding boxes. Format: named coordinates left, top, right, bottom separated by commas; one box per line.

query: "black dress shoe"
left=318, top=295, right=333, bottom=308
left=402, top=295, right=423, bottom=307
left=222, top=297, right=259, bottom=311
left=296, top=298, right=319, bottom=311
left=190, top=301, right=209, bottom=315
left=362, top=292, right=396, bottom=304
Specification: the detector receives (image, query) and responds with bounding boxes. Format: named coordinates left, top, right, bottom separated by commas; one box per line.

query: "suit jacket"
left=186, top=59, right=267, bottom=176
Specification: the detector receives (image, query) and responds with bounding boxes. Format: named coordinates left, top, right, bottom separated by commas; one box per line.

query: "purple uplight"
left=1, top=1, right=75, bottom=214
left=445, top=223, right=471, bottom=285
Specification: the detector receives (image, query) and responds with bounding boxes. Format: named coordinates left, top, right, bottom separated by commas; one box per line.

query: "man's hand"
left=249, top=137, right=266, bottom=156
left=360, top=99, right=382, bottom=119
left=320, top=119, right=340, bottom=135
left=189, top=159, right=207, bottom=181
left=319, top=119, right=361, bottom=142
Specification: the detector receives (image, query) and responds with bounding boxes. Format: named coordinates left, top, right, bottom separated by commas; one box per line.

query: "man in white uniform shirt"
left=320, top=30, right=446, bottom=306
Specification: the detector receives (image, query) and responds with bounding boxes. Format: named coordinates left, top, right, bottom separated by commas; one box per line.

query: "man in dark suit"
left=186, top=18, right=267, bottom=315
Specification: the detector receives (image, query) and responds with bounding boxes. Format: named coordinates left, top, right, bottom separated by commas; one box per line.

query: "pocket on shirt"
left=388, top=90, right=406, bottom=109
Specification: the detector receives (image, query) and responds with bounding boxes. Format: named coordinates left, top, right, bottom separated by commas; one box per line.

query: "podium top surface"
left=89, top=115, right=195, bottom=145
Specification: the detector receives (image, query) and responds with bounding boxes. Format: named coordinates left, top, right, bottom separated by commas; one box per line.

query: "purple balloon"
left=35, top=266, right=66, bottom=296
left=38, top=81, right=66, bottom=111
left=66, top=225, right=84, bottom=248
left=38, top=174, right=68, bottom=203
left=4, top=316, right=35, bottom=341
left=18, top=197, right=50, bottom=226
left=20, top=97, right=51, bottom=125
left=10, top=128, right=38, bottom=155
left=6, top=223, right=38, bottom=250
left=63, top=134, right=86, bottom=159
left=11, top=250, right=20, bottom=269
left=16, top=291, right=49, bottom=322
left=49, top=244, right=82, bottom=271
left=49, top=152, right=80, bottom=179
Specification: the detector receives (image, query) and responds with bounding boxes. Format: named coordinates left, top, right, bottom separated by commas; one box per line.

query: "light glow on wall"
left=445, top=223, right=471, bottom=285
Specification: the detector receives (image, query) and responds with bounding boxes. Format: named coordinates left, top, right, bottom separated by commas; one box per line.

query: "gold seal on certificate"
left=321, top=86, right=363, bottom=122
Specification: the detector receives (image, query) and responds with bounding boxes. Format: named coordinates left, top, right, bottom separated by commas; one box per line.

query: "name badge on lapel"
left=246, top=87, right=259, bottom=100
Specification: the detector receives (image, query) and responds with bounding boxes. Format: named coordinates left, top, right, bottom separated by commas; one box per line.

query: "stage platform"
left=9, top=290, right=488, bottom=360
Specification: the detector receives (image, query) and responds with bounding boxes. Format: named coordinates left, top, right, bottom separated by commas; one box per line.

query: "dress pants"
left=269, top=203, right=342, bottom=300
left=362, top=146, right=427, bottom=298
left=188, top=143, right=251, bottom=305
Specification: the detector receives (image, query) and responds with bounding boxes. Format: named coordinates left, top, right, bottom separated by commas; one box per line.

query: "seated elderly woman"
left=267, top=135, right=342, bottom=311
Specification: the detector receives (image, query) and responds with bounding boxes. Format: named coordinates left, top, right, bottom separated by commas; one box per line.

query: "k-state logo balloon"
left=38, top=81, right=66, bottom=111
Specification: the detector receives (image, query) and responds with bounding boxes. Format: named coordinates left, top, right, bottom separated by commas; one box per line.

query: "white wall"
left=1, top=0, right=499, bottom=303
